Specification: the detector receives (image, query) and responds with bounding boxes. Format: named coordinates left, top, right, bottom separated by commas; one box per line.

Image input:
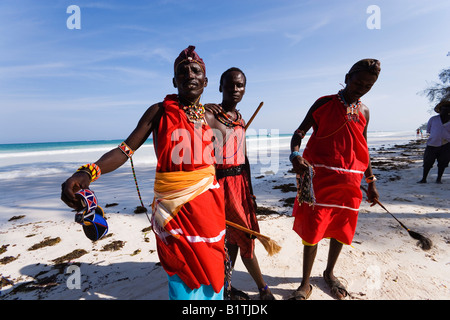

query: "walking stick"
left=244, top=102, right=264, bottom=130
left=361, top=186, right=432, bottom=251
left=231, top=100, right=282, bottom=256
left=226, top=220, right=281, bottom=256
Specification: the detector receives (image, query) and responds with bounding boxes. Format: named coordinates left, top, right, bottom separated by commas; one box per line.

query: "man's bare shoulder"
left=138, top=102, right=164, bottom=126
left=309, top=95, right=334, bottom=113
left=360, top=102, right=370, bottom=121
left=205, top=109, right=219, bottom=128
left=205, top=108, right=215, bottom=119
left=316, top=95, right=334, bottom=104
left=148, top=102, right=163, bottom=111
left=147, top=102, right=164, bottom=114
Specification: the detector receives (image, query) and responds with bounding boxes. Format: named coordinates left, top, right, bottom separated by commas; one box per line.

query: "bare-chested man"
left=205, top=67, right=274, bottom=300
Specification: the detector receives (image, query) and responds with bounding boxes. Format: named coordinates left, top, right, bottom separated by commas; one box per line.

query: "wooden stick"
left=244, top=102, right=264, bottom=130
left=226, top=220, right=281, bottom=256
left=226, top=220, right=269, bottom=239
left=361, top=186, right=432, bottom=250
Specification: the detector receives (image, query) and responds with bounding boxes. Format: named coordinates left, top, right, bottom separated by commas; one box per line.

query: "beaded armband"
left=289, top=151, right=301, bottom=162
left=77, top=163, right=101, bottom=182
left=118, top=141, right=134, bottom=158
left=365, top=175, right=377, bottom=183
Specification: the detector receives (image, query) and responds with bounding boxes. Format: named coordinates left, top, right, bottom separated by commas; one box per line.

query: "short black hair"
left=219, top=67, right=246, bottom=87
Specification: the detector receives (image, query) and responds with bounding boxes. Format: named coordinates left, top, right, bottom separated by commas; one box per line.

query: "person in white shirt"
left=418, top=100, right=450, bottom=183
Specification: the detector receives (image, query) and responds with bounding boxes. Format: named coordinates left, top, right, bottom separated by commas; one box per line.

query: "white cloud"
left=284, top=18, right=331, bottom=46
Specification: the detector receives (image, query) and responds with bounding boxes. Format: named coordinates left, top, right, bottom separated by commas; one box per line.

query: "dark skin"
left=290, top=70, right=379, bottom=299
left=205, top=71, right=272, bottom=299
left=205, top=71, right=246, bottom=143
left=61, top=61, right=208, bottom=209
left=205, top=71, right=255, bottom=196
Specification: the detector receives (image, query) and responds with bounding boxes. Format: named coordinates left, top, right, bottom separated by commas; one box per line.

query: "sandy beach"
left=0, top=135, right=449, bottom=301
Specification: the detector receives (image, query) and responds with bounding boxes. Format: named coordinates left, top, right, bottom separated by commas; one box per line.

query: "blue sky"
left=1, top=0, right=450, bottom=143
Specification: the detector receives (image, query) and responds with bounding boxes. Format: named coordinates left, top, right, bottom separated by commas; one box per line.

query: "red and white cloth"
left=152, top=94, right=226, bottom=293
left=293, top=94, right=370, bottom=245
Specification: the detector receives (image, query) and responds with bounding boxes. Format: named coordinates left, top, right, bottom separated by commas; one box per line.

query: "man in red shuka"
left=61, top=46, right=226, bottom=300
left=289, top=59, right=380, bottom=300
left=205, top=68, right=274, bottom=300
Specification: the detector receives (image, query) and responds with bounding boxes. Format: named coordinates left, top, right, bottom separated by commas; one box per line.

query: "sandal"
left=259, top=284, right=275, bottom=300
left=323, top=271, right=348, bottom=300
left=288, top=284, right=313, bottom=300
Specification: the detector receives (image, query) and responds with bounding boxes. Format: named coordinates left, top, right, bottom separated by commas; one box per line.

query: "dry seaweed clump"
left=0, top=244, right=8, bottom=254
left=1, top=276, right=14, bottom=289
left=101, top=240, right=125, bottom=251
left=51, top=249, right=88, bottom=264
left=256, top=206, right=279, bottom=216
left=0, top=255, right=19, bottom=265
left=280, top=197, right=296, bottom=207
left=134, top=206, right=148, bottom=213
left=272, top=183, right=297, bottom=193
left=28, top=237, right=61, bottom=251
left=8, top=215, right=26, bottom=221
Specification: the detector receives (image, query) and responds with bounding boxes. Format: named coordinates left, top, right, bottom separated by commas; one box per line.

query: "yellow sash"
left=152, top=166, right=216, bottom=232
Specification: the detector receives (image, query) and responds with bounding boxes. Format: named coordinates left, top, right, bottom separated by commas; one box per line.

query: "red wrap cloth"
left=216, top=124, right=259, bottom=259
left=153, top=94, right=225, bottom=293
left=293, top=94, right=369, bottom=245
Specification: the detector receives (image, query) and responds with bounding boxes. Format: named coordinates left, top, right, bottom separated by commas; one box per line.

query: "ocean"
left=0, top=131, right=419, bottom=182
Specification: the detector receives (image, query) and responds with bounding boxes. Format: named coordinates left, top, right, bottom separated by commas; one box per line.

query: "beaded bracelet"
left=77, top=163, right=101, bottom=182
left=75, top=189, right=98, bottom=216
left=118, top=141, right=134, bottom=158
left=289, top=151, right=301, bottom=162
left=365, top=175, right=377, bottom=183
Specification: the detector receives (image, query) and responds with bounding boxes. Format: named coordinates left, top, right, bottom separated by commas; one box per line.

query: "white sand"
left=1, top=137, right=449, bottom=300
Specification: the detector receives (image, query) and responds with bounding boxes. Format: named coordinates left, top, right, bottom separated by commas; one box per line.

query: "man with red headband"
left=289, top=59, right=380, bottom=300
left=61, top=46, right=226, bottom=300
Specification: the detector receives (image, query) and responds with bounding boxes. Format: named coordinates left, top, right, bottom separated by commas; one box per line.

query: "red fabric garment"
left=215, top=124, right=246, bottom=169
left=220, top=172, right=259, bottom=258
left=156, top=95, right=215, bottom=173
left=292, top=94, right=369, bottom=245
left=216, top=124, right=259, bottom=258
left=153, top=94, right=225, bottom=292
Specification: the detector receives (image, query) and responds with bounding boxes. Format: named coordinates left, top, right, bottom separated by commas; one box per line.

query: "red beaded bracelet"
left=118, top=141, right=134, bottom=158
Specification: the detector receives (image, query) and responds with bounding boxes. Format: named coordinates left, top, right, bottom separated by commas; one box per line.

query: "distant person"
left=418, top=100, right=450, bottom=184
left=61, top=46, right=227, bottom=300
left=289, top=59, right=380, bottom=300
left=205, top=68, right=274, bottom=300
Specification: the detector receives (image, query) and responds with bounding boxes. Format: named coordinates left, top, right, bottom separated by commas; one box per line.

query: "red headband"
left=174, top=45, right=206, bottom=74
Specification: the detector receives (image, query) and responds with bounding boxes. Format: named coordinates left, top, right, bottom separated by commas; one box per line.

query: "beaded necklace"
left=215, top=107, right=243, bottom=127
left=337, top=89, right=361, bottom=122
left=180, top=96, right=205, bottom=123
